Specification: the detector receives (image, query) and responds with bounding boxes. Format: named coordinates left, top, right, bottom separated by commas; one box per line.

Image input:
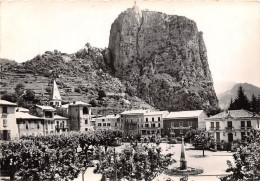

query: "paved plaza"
left=74, top=142, right=234, bottom=181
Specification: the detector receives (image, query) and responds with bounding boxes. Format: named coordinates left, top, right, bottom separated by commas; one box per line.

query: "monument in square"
left=165, top=137, right=203, bottom=176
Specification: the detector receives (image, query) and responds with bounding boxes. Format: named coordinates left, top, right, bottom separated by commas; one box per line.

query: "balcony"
left=171, top=126, right=191, bottom=130
left=209, top=127, right=220, bottom=131
left=225, top=127, right=234, bottom=130
left=240, top=126, right=252, bottom=130
left=56, top=125, right=68, bottom=129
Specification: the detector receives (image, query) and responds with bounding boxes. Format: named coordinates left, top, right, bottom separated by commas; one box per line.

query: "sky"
left=1, top=0, right=260, bottom=87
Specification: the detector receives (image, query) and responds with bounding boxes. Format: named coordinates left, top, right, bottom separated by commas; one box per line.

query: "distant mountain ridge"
left=218, top=83, right=260, bottom=109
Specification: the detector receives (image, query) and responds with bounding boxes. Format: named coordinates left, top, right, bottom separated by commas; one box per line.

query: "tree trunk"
left=203, top=144, right=205, bottom=157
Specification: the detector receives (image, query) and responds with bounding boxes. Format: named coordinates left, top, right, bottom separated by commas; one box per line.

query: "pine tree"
left=232, top=86, right=250, bottom=111
left=250, top=94, right=258, bottom=113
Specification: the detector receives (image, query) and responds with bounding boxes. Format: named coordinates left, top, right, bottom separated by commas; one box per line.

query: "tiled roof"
left=69, top=101, right=91, bottom=106
left=165, top=110, right=204, bottom=119
left=0, top=100, right=17, bottom=106
left=36, top=105, right=56, bottom=111
left=144, top=111, right=169, bottom=116
left=16, top=112, right=43, bottom=119
left=16, top=107, right=29, bottom=113
left=54, top=115, right=68, bottom=119
left=208, top=109, right=259, bottom=119
left=121, top=109, right=150, bottom=115
left=95, top=114, right=120, bottom=120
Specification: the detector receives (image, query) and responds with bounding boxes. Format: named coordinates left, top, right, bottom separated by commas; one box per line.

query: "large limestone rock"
left=108, top=6, right=219, bottom=111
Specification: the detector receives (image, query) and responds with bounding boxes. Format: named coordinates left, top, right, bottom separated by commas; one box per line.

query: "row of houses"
left=1, top=79, right=260, bottom=145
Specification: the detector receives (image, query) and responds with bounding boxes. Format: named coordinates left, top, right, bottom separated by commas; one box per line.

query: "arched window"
left=83, top=107, right=89, bottom=115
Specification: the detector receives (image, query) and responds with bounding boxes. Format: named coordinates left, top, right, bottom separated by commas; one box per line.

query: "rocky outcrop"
left=108, top=6, right=219, bottom=111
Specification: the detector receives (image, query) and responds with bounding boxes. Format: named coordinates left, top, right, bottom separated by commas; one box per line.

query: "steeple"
left=49, top=79, right=62, bottom=107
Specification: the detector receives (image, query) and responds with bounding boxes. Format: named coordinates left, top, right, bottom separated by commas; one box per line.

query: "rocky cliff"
left=108, top=6, right=219, bottom=111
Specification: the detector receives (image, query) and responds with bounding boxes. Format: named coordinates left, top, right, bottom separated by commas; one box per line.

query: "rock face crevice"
left=108, top=7, right=219, bottom=111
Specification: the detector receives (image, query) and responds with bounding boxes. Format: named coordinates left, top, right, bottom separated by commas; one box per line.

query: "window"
left=151, top=123, right=155, bottom=128
left=85, top=119, right=88, bottom=124
left=171, top=122, right=175, bottom=127
left=83, top=107, right=89, bottom=115
left=145, top=124, right=149, bottom=127
left=3, top=119, right=7, bottom=127
left=103, top=123, right=106, bottom=126
left=37, top=122, right=40, bottom=129
left=102, top=119, right=105, bottom=122
left=98, top=123, right=101, bottom=126
left=115, top=123, right=117, bottom=126
left=50, top=102, right=53, bottom=106
left=126, top=119, right=129, bottom=123
left=85, top=128, right=88, bottom=131
left=55, top=102, right=59, bottom=106
left=158, top=123, right=161, bottom=127
left=45, top=111, right=53, bottom=118
left=107, top=123, right=110, bottom=127
left=3, top=106, right=7, bottom=114
left=131, top=119, right=133, bottom=124
left=180, top=129, right=183, bottom=134
left=152, top=117, right=154, bottom=122
left=227, top=121, right=232, bottom=128
left=141, top=124, right=143, bottom=127
left=142, top=130, right=147, bottom=135
left=146, top=118, right=148, bottom=122
left=210, top=122, right=214, bottom=128
left=179, top=121, right=183, bottom=127
left=241, top=121, right=245, bottom=128
left=188, top=121, right=192, bottom=127
left=247, top=121, right=251, bottom=127
left=216, top=122, right=220, bottom=130
left=158, top=117, right=161, bottom=121
left=26, top=123, right=29, bottom=130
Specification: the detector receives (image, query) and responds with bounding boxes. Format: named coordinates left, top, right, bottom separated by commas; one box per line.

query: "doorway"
left=228, top=133, right=233, bottom=142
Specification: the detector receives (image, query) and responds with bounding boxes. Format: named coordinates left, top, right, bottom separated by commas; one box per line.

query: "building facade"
left=94, top=114, right=120, bottom=131
left=120, top=110, right=149, bottom=136
left=53, top=115, right=68, bottom=134
left=34, top=105, right=56, bottom=135
left=16, top=112, right=44, bottom=137
left=141, top=111, right=169, bottom=137
left=68, top=101, right=93, bottom=132
left=206, top=110, right=260, bottom=143
left=0, top=100, right=18, bottom=140
left=163, top=110, right=208, bottom=137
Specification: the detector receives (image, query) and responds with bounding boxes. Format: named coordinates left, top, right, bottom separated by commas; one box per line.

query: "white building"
left=120, top=109, right=150, bottom=136
left=94, top=114, right=120, bottom=131
left=141, top=111, right=169, bottom=137
left=0, top=100, right=18, bottom=140
left=205, top=110, right=260, bottom=143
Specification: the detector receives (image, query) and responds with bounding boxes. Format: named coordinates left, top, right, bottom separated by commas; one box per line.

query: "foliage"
left=96, top=144, right=175, bottom=181
left=0, top=130, right=123, bottom=181
left=1, top=93, right=17, bottom=103
left=97, top=89, right=106, bottom=100
left=221, top=129, right=260, bottom=181
left=185, top=129, right=213, bottom=156
left=89, top=99, right=98, bottom=107
left=228, top=86, right=251, bottom=111
left=15, top=83, right=25, bottom=97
